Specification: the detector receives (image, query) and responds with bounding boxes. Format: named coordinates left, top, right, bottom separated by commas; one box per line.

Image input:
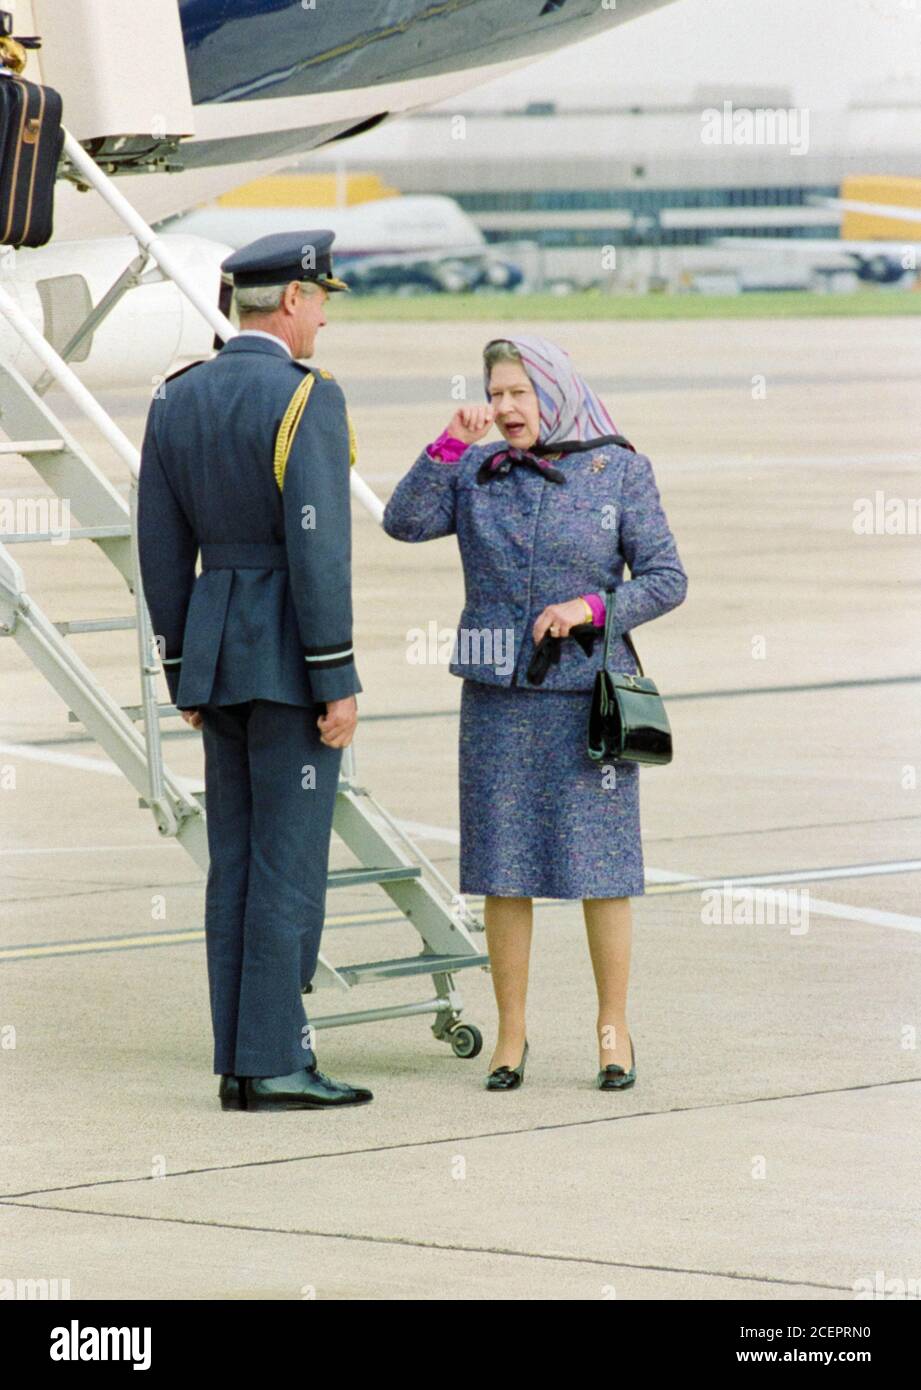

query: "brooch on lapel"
left=589, top=454, right=607, bottom=473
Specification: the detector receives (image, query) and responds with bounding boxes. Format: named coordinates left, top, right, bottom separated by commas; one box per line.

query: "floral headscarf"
left=478, top=333, right=633, bottom=483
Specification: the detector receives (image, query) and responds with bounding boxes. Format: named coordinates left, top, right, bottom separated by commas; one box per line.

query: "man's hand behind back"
left=317, top=696, right=357, bottom=748
left=180, top=704, right=356, bottom=745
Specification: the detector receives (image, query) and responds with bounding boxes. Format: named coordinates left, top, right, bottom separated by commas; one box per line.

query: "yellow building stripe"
left=840, top=174, right=921, bottom=241
left=217, top=172, right=399, bottom=208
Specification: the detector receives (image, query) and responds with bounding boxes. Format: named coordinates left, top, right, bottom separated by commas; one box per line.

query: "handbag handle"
left=602, top=588, right=644, bottom=677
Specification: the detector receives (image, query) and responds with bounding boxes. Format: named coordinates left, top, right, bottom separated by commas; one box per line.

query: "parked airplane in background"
left=161, top=194, right=523, bottom=295
left=711, top=192, right=921, bottom=288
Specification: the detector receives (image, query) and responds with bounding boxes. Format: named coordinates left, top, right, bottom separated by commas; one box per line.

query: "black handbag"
left=0, top=15, right=63, bottom=249
left=587, top=589, right=673, bottom=765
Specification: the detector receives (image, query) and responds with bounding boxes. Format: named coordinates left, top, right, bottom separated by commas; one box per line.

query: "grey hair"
left=483, top=339, right=522, bottom=375
left=233, top=279, right=324, bottom=318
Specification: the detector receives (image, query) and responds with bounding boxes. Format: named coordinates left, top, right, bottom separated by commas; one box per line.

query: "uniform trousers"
left=198, top=698, right=342, bottom=1077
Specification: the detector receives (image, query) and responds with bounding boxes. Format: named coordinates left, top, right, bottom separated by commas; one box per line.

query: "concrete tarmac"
left=1, top=315, right=920, bottom=1300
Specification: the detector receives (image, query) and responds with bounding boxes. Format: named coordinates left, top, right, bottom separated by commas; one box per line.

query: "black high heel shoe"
left=485, top=1040, right=529, bottom=1090
left=597, top=1036, right=636, bottom=1090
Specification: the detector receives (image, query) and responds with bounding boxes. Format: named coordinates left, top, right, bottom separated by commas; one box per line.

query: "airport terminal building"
left=307, top=84, right=921, bottom=291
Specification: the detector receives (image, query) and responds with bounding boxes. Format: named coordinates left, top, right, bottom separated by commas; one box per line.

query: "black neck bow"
left=475, top=433, right=635, bottom=486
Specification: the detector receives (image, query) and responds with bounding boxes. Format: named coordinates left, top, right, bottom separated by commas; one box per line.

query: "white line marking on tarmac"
left=659, top=862, right=921, bottom=888
left=392, top=824, right=921, bottom=933
left=0, top=741, right=120, bottom=775
left=641, top=874, right=921, bottom=933
left=0, top=776, right=917, bottom=932
left=804, top=897, right=921, bottom=934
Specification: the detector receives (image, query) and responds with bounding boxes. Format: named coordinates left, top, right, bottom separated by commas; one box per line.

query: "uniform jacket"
left=137, top=335, right=361, bottom=709
left=382, top=439, right=687, bottom=691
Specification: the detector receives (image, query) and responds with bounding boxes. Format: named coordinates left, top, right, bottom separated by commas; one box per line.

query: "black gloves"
left=525, top=621, right=599, bottom=686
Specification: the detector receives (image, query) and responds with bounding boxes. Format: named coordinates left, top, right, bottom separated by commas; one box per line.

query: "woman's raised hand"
left=446, top=404, right=495, bottom=444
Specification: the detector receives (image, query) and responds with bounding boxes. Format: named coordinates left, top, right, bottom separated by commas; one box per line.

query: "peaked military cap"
left=221, top=229, right=350, bottom=292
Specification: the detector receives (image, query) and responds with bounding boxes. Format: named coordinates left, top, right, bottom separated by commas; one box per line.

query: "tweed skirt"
left=458, top=678, right=646, bottom=900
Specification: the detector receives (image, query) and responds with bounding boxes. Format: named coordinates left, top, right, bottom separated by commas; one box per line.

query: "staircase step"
left=0, top=362, right=134, bottom=585
left=54, top=617, right=135, bottom=634
left=106, top=702, right=184, bottom=722
left=69, top=700, right=172, bottom=723
left=0, top=439, right=64, bottom=454
left=2, top=524, right=131, bottom=543
left=328, top=865, right=422, bottom=889
left=337, top=952, right=490, bottom=985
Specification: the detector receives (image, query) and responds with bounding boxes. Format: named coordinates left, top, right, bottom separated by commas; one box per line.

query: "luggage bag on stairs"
left=0, top=11, right=63, bottom=248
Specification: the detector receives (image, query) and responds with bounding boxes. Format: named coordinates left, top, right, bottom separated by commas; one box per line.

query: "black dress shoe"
left=244, top=1066, right=374, bottom=1112
left=597, top=1036, right=636, bottom=1090
left=485, top=1040, right=528, bottom=1090
left=219, top=1074, right=245, bottom=1111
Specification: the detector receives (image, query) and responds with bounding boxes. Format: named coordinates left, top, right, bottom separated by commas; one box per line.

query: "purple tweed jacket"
left=382, top=439, right=687, bottom=691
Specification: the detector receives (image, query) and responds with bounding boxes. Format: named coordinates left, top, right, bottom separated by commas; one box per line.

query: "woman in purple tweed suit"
left=383, top=334, right=687, bottom=1091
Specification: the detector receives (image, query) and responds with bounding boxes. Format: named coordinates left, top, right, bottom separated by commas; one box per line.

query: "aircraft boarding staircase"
left=0, top=128, right=487, bottom=1059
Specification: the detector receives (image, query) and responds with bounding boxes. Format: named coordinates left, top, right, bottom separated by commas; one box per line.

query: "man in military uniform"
left=137, top=230, right=372, bottom=1112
